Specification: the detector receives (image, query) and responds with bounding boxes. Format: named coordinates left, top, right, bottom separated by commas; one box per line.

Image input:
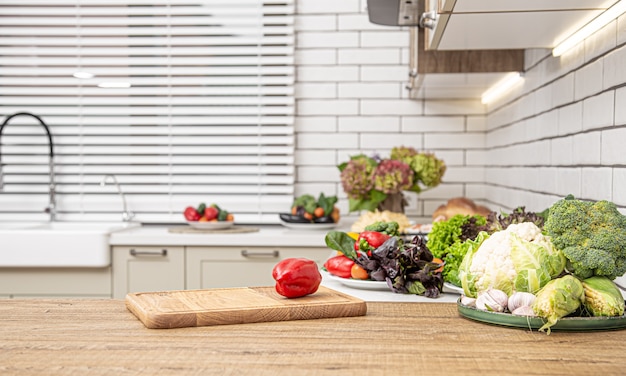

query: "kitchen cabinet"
left=0, top=267, right=111, bottom=298
left=186, top=246, right=329, bottom=289
left=425, top=0, right=617, bottom=50
left=112, top=246, right=185, bottom=299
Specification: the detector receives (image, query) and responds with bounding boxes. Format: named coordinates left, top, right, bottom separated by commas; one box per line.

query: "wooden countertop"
left=2, top=299, right=625, bottom=375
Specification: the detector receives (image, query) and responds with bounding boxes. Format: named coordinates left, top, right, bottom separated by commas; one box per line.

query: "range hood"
left=366, top=0, right=422, bottom=26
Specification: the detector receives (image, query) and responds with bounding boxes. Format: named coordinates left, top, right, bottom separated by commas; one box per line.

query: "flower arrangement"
left=338, top=146, right=446, bottom=212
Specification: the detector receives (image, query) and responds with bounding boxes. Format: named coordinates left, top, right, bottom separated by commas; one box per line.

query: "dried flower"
left=372, top=159, right=413, bottom=194
left=339, top=155, right=375, bottom=200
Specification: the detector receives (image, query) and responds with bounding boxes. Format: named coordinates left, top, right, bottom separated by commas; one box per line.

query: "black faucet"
left=0, top=112, right=56, bottom=221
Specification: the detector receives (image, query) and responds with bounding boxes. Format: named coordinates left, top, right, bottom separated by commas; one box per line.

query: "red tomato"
left=204, top=206, right=219, bottom=221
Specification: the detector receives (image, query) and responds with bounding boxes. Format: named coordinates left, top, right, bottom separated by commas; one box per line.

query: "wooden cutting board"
left=125, top=286, right=367, bottom=329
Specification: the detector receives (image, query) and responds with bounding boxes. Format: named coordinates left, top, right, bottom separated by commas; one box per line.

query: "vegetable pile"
left=324, top=221, right=444, bottom=298
left=456, top=196, right=626, bottom=334
left=282, top=193, right=340, bottom=224
left=184, top=202, right=233, bottom=222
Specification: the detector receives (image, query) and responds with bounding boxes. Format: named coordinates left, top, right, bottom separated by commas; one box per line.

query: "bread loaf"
left=432, top=197, right=491, bottom=222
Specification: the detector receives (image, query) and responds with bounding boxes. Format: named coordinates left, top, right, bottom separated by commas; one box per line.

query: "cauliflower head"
left=459, top=222, right=565, bottom=297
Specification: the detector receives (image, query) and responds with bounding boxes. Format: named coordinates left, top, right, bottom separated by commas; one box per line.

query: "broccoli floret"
left=544, top=197, right=626, bottom=280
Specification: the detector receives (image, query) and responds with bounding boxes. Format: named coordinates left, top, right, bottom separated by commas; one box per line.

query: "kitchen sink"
left=0, top=221, right=140, bottom=267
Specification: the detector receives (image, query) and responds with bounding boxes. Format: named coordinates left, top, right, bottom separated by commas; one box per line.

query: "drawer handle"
left=129, top=249, right=168, bottom=257
left=241, top=250, right=279, bottom=258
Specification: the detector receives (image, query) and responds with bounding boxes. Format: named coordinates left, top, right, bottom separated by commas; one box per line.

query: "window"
left=0, top=0, right=295, bottom=223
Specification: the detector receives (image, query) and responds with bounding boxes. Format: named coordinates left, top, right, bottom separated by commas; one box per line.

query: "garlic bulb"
left=511, top=305, right=537, bottom=317
left=460, top=295, right=476, bottom=307
left=507, top=291, right=536, bottom=312
left=475, top=289, right=508, bottom=312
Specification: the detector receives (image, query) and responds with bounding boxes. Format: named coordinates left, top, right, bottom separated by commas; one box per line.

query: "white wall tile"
left=603, top=44, right=626, bottom=90
left=297, top=66, right=358, bottom=82
left=295, top=150, right=337, bottom=165
left=574, top=59, right=603, bottom=100
left=572, top=131, right=602, bottom=165
left=338, top=83, right=401, bottom=98
left=434, top=151, right=464, bottom=166
left=551, top=73, right=575, bottom=108
left=338, top=116, right=400, bottom=132
left=401, top=116, right=465, bottom=133
left=360, top=99, right=423, bottom=115
left=555, top=168, right=581, bottom=197
left=424, top=100, right=485, bottom=115
left=360, top=66, right=410, bottom=82
left=295, top=15, right=336, bottom=31
left=582, top=91, right=615, bottom=130
left=466, top=116, right=487, bottom=132
left=616, top=86, right=626, bottom=125
left=297, top=166, right=342, bottom=182
left=294, top=183, right=339, bottom=197
left=297, top=32, right=359, bottom=48
left=297, top=133, right=358, bottom=149
left=551, top=136, right=573, bottom=166
left=601, top=127, right=626, bottom=165
left=425, top=133, right=485, bottom=149
left=297, top=99, right=359, bottom=115
left=337, top=48, right=401, bottom=65
left=618, top=13, right=626, bottom=46
left=466, top=150, right=486, bottom=165
left=295, top=83, right=336, bottom=98
left=613, top=167, right=626, bottom=205
left=443, top=167, right=485, bottom=183
left=295, top=116, right=337, bottom=132
left=360, top=31, right=409, bottom=47
left=295, top=49, right=337, bottom=65
left=558, top=102, right=583, bottom=136
left=297, top=0, right=360, bottom=14
left=581, top=167, right=613, bottom=201
left=359, top=133, right=422, bottom=149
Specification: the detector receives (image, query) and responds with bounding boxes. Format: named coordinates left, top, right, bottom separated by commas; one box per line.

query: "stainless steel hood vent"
left=366, top=0, right=421, bottom=26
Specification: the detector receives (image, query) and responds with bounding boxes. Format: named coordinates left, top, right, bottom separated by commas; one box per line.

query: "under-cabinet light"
left=73, top=71, right=94, bottom=79
left=480, top=72, right=524, bottom=105
left=553, top=0, right=626, bottom=57
left=97, top=82, right=131, bottom=88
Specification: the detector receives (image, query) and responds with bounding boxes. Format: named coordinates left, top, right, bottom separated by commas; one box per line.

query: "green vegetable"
left=363, top=221, right=400, bottom=236
left=316, top=193, right=337, bottom=218
left=532, top=275, right=585, bottom=334
left=441, top=231, right=487, bottom=287
left=582, top=276, right=625, bottom=317
left=197, top=202, right=206, bottom=216
left=324, top=231, right=357, bottom=260
left=459, top=222, right=565, bottom=297
left=218, top=209, right=228, bottom=221
left=427, top=214, right=485, bottom=258
left=544, top=197, right=626, bottom=280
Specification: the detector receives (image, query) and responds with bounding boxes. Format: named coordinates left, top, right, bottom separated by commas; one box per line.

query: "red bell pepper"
left=183, top=206, right=201, bottom=221
left=323, top=255, right=355, bottom=279
left=354, top=231, right=391, bottom=252
left=272, top=258, right=322, bottom=298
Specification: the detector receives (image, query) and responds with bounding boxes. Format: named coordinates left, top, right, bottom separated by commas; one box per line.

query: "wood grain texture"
left=2, top=299, right=626, bottom=375
left=125, top=286, right=367, bottom=329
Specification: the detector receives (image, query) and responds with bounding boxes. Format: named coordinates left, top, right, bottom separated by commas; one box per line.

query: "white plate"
left=187, top=221, right=234, bottom=230
left=279, top=219, right=337, bottom=230
left=443, top=282, right=464, bottom=295
left=325, top=271, right=390, bottom=291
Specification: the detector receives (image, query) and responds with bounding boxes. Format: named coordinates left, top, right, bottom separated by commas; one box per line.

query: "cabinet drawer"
left=186, top=247, right=329, bottom=290
left=112, top=246, right=185, bottom=299
left=0, top=267, right=111, bottom=297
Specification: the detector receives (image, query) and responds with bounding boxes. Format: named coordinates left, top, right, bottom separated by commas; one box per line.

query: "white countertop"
left=321, top=271, right=460, bottom=303
left=109, top=224, right=347, bottom=247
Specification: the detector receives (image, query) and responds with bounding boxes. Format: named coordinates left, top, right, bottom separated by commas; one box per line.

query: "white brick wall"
left=294, top=1, right=490, bottom=222
left=484, top=21, right=626, bottom=212
left=294, top=1, right=626, bottom=221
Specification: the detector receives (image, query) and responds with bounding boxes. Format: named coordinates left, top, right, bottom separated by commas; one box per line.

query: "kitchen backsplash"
left=293, top=0, right=625, bottom=222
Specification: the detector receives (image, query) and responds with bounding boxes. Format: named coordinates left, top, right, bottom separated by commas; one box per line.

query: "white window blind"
left=0, top=0, right=295, bottom=224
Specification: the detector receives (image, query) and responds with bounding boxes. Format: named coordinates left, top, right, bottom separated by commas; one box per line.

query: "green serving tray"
left=457, top=297, right=626, bottom=332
